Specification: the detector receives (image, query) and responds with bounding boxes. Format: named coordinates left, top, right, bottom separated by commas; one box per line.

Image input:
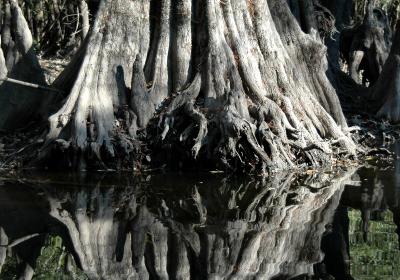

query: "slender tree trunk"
left=0, top=36, right=6, bottom=80
left=80, top=0, right=90, bottom=41
left=0, top=227, right=7, bottom=274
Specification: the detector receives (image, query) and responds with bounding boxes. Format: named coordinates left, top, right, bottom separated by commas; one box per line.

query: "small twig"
left=0, top=141, right=41, bottom=169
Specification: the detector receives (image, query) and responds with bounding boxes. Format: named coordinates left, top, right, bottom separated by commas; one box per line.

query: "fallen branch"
left=0, top=233, right=42, bottom=248
left=0, top=77, right=63, bottom=94
left=367, top=147, right=393, bottom=156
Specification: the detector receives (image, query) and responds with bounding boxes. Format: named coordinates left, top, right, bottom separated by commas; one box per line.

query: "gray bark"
left=80, top=0, right=90, bottom=41
left=0, top=35, right=6, bottom=80
left=41, top=0, right=356, bottom=172
left=370, top=20, right=400, bottom=121
left=0, top=0, right=47, bottom=130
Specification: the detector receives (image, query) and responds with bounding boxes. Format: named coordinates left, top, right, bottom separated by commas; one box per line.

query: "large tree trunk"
left=369, top=20, right=400, bottom=121
left=40, top=0, right=356, bottom=172
left=0, top=0, right=47, bottom=130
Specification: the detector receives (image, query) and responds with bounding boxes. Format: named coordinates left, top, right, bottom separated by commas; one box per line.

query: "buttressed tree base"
left=1, top=0, right=361, bottom=173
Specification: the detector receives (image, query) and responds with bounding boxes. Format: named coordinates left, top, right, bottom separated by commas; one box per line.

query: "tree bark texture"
left=0, top=0, right=47, bottom=130
left=41, top=0, right=356, bottom=172
left=335, top=1, right=400, bottom=122
left=340, top=3, right=392, bottom=86
left=369, top=20, right=400, bottom=121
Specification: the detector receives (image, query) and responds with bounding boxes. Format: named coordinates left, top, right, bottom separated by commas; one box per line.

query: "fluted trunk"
left=39, top=0, right=356, bottom=173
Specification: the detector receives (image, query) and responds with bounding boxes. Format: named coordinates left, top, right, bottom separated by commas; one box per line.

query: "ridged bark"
left=41, top=0, right=356, bottom=172
left=370, top=20, right=400, bottom=121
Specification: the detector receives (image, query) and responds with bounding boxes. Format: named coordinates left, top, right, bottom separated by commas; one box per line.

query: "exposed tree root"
left=30, top=0, right=358, bottom=173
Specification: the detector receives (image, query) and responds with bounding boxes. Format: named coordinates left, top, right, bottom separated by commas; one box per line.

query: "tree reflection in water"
left=0, top=166, right=398, bottom=280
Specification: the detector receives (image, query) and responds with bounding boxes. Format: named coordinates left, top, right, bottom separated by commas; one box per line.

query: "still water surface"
left=0, top=150, right=399, bottom=279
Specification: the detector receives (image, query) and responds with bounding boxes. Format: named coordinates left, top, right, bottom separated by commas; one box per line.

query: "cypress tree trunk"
left=0, top=227, right=7, bottom=275
left=369, top=20, right=400, bottom=121
left=0, top=0, right=47, bottom=130
left=334, top=0, right=400, bottom=123
left=41, top=0, right=356, bottom=172
left=340, top=0, right=392, bottom=86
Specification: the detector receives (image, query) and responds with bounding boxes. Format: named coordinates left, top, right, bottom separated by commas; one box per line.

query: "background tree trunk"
left=370, top=20, right=400, bottom=121
left=0, top=0, right=47, bottom=130
left=80, top=0, right=89, bottom=41
left=321, top=0, right=400, bottom=123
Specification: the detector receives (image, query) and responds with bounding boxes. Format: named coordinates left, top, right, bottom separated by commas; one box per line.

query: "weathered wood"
left=1, top=233, right=41, bottom=248
left=0, top=77, right=63, bottom=93
left=80, top=0, right=90, bottom=41
left=38, top=0, right=358, bottom=172
left=0, top=227, right=7, bottom=274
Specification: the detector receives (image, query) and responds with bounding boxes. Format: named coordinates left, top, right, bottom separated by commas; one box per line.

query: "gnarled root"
left=160, top=74, right=207, bottom=158
left=37, top=0, right=357, bottom=173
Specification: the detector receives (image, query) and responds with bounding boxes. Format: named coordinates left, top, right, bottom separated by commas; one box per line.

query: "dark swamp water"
left=0, top=148, right=400, bottom=279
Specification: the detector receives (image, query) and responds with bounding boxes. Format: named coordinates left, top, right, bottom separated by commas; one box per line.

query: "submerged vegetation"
left=349, top=210, right=400, bottom=279
left=0, top=235, right=88, bottom=280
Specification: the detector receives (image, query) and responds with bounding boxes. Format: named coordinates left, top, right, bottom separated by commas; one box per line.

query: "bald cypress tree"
left=1, top=0, right=359, bottom=172
left=41, top=0, right=358, bottom=172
